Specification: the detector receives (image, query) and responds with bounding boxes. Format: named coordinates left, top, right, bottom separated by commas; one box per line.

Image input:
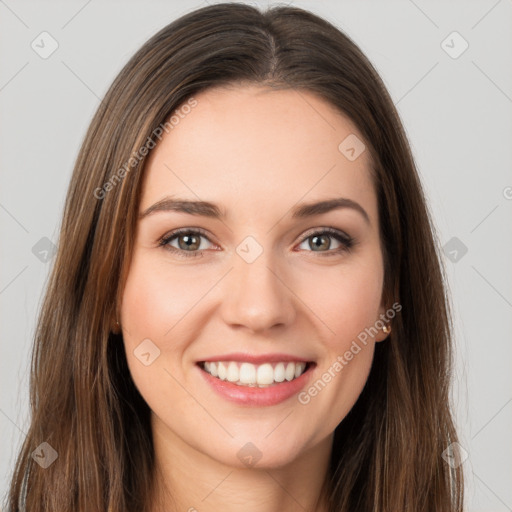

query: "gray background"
left=1, top=0, right=511, bottom=510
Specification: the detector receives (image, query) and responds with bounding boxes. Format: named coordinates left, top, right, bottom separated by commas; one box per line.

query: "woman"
left=5, top=3, right=464, bottom=511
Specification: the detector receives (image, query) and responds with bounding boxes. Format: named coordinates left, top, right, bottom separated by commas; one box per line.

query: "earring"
left=382, top=323, right=391, bottom=334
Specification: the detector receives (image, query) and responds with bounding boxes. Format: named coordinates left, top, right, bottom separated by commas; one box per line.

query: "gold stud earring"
left=382, top=324, right=391, bottom=334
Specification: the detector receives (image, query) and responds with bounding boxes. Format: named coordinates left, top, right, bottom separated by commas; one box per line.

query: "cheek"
left=120, top=253, right=210, bottom=342
left=119, top=252, right=223, bottom=398
left=297, top=257, right=384, bottom=347
left=295, top=257, right=384, bottom=434
left=119, top=255, right=207, bottom=412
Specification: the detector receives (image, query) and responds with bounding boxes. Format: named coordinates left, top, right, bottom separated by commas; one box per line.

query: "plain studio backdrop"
left=0, top=1, right=511, bottom=510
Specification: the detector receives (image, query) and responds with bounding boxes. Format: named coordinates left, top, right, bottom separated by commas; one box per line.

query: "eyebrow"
left=139, top=196, right=370, bottom=225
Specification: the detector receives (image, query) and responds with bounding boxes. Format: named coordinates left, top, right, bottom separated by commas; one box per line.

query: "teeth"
left=201, top=360, right=308, bottom=387
left=218, top=362, right=227, bottom=380
left=227, top=361, right=239, bottom=383
left=285, top=362, right=296, bottom=381
left=274, top=362, right=285, bottom=382
left=239, top=362, right=256, bottom=384
left=257, top=363, right=274, bottom=385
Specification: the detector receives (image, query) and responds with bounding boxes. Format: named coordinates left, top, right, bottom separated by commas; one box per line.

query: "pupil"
left=311, top=235, right=329, bottom=251
left=180, top=235, right=199, bottom=250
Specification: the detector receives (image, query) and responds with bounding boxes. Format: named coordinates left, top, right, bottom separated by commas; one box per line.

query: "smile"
left=200, top=360, right=311, bottom=388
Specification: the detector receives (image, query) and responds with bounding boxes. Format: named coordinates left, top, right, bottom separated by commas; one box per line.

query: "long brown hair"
left=5, top=3, right=464, bottom=511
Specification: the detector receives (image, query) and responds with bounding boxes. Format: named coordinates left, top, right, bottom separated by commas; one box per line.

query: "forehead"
left=140, top=84, right=376, bottom=223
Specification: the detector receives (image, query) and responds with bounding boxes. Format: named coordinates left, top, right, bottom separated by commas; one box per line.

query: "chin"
left=206, top=435, right=309, bottom=470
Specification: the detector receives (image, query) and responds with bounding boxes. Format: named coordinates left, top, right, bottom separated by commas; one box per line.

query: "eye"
left=297, top=227, right=355, bottom=256
left=158, top=227, right=356, bottom=259
left=158, top=228, right=215, bottom=258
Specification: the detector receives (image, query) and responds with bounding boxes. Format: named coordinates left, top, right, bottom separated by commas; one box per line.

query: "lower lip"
left=196, top=363, right=315, bottom=407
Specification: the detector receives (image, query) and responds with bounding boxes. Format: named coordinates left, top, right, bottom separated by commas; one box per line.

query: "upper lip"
left=198, top=352, right=314, bottom=365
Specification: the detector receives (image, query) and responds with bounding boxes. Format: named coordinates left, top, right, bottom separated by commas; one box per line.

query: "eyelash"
left=158, top=227, right=356, bottom=259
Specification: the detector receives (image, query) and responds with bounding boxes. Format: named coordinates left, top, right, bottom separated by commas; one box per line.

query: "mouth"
left=196, top=360, right=316, bottom=388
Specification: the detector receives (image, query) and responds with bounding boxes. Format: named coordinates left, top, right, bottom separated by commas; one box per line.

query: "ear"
left=110, top=316, right=121, bottom=335
left=110, top=302, right=122, bottom=335
left=374, top=303, right=392, bottom=343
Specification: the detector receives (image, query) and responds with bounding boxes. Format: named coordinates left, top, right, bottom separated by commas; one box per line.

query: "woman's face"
left=120, top=84, right=388, bottom=468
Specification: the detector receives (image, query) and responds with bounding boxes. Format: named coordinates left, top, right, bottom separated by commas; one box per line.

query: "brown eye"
left=159, top=228, right=213, bottom=258
left=176, top=233, right=201, bottom=251
left=297, top=228, right=354, bottom=256
left=309, top=234, right=332, bottom=251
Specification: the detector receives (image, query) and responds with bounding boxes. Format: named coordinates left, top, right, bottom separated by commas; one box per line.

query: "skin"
left=119, top=84, right=390, bottom=512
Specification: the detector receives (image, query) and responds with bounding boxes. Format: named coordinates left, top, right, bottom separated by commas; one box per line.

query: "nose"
left=219, top=249, right=296, bottom=334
